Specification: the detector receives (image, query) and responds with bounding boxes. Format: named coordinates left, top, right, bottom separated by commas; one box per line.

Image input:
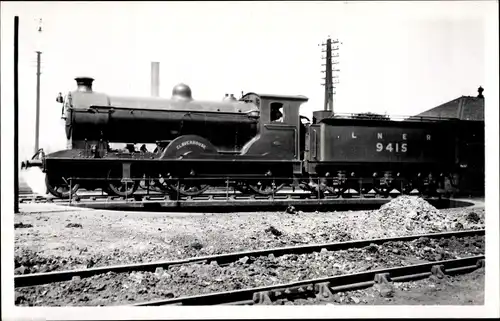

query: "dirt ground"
left=361, top=269, right=485, bottom=305
left=14, top=199, right=485, bottom=273
left=283, top=268, right=484, bottom=305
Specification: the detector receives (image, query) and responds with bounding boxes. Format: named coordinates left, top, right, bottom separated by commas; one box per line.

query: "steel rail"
left=17, top=178, right=453, bottom=206
left=18, top=188, right=386, bottom=203
left=18, top=193, right=468, bottom=212
left=131, top=255, right=485, bottom=306
left=14, top=229, right=484, bottom=288
left=18, top=190, right=314, bottom=204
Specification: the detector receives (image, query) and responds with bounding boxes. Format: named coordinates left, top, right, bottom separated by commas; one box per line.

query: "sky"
left=0, top=0, right=497, bottom=160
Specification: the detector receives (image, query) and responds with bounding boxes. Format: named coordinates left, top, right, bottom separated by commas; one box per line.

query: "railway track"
left=19, top=189, right=313, bottom=203
left=132, top=255, right=485, bottom=305
left=15, top=229, right=484, bottom=288
left=18, top=189, right=469, bottom=212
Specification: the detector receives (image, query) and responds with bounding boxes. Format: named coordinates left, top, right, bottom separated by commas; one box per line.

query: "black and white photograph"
left=1, top=0, right=498, bottom=319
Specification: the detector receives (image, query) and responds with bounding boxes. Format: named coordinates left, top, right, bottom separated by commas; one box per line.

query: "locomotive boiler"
left=63, top=78, right=259, bottom=152
left=22, top=76, right=472, bottom=199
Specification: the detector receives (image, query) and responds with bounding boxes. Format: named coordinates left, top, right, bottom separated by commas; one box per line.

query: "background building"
left=413, top=87, right=484, bottom=121
left=412, top=86, right=485, bottom=196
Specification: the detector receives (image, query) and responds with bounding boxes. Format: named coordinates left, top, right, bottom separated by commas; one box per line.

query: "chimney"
left=477, top=86, right=484, bottom=98
left=151, top=62, right=160, bottom=97
left=75, top=77, right=94, bottom=92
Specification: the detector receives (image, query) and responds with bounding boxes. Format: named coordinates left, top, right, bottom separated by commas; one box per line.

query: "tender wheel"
left=325, top=186, right=343, bottom=198
left=233, top=181, right=250, bottom=194
left=246, top=179, right=285, bottom=196
left=45, top=175, right=80, bottom=199
left=105, top=169, right=139, bottom=197
left=376, top=186, right=390, bottom=198
left=299, top=178, right=327, bottom=198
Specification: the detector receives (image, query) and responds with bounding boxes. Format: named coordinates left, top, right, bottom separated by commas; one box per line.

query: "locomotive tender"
left=23, top=77, right=471, bottom=199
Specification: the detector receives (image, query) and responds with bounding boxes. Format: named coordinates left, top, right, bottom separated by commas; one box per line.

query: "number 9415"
left=376, top=142, right=407, bottom=153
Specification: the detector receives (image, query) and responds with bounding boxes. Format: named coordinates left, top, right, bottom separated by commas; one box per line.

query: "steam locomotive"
left=22, top=77, right=483, bottom=199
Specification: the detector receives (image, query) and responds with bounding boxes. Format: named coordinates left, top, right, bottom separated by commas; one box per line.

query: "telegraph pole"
left=151, top=61, right=160, bottom=97
left=321, top=37, right=341, bottom=114
left=14, top=16, right=19, bottom=214
left=34, top=19, right=42, bottom=153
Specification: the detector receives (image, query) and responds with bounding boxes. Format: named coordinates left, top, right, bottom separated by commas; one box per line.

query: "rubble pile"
left=375, top=196, right=450, bottom=233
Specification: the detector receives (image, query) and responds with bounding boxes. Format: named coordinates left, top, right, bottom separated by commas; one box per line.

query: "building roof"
left=413, top=87, right=484, bottom=121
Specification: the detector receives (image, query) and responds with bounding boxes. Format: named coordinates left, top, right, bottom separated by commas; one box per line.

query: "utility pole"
left=14, top=16, right=19, bottom=214
left=151, top=61, right=160, bottom=97
left=321, top=37, right=341, bottom=114
left=34, top=18, right=42, bottom=153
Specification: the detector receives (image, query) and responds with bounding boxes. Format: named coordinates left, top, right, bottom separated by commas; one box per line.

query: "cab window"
left=270, top=102, right=284, bottom=122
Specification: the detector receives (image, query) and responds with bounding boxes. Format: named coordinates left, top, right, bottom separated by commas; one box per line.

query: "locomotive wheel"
left=139, top=175, right=162, bottom=192
left=168, top=180, right=210, bottom=197
left=154, top=174, right=169, bottom=192
left=45, top=175, right=80, bottom=199
left=155, top=171, right=210, bottom=197
left=105, top=169, right=139, bottom=197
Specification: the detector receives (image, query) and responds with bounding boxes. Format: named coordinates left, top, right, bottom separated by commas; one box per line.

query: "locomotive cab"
left=239, top=93, right=308, bottom=167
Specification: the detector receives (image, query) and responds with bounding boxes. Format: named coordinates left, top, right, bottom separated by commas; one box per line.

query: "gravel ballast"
left=15, top=233, right=484, bottom=306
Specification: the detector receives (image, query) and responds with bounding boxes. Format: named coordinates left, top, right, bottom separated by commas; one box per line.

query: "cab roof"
left=242, top=92, right=309, bottom=102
